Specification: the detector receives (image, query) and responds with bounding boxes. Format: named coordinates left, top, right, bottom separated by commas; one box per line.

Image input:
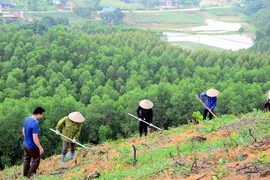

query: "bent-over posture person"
left=136, top=99, right=153, bottom=137
left=264, top=90, right=270, bottom=111
left=199, top=88, right=219, bottom=120
left=55, top=111, right=85, bottom=163
left=22, top=106, right=46, bottom=178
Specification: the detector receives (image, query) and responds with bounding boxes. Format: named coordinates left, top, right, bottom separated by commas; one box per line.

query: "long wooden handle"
left=128, top=113, right=162, bottom=131
left=195, top=95, right=218, bottom=119
left=50, top=128, right=88, bottom=149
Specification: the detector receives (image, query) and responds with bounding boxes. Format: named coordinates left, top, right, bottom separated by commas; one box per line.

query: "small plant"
left=208, top=120, right=218, bottom=132
left=238, top=27, right=245, bottom=33
left=208, top=153, right=216, bottom=160
left=211, top=158, right=228, bottom=180
left=103, top=169, right=109, bottom=174
left=117, top=144, right=131, bottom=155
left=256, top=151, right=270, bottom=164
left=231, top=133, right=241, bottom=145
left=192, top=111, right=203, bottom=124
left=111, top=138, right=125, bottom=146
left=236, top=154, right=247, bottom=161
left=113, top=163, right=124, bottom=170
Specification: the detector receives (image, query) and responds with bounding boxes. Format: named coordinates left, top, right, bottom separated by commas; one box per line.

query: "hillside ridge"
left=0, top=111, right=270, bottom=179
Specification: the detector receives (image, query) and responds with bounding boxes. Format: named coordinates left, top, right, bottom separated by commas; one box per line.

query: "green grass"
left=200, top=7, right=249, bottom=27
left=97, top=146, right=178, bottom=180
left=170, top=41, right=226, bottom=51
left=125, top=11, right=205, bottom=25
left=98, top=162, right=172, bottom=180
left=200, top=7, right=243, bottom=17
left=95, top=134, right=254, bottom=179
left=23, top=12, right=89, bottom=25
left=100, top=0, right=145, bottom=10
left=95, top=114, right=263, bottom=179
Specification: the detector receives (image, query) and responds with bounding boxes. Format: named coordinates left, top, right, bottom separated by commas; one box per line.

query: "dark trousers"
left=62, top=141, right=76, bottom=155
left=23, top=147, right=40, bottom=177
left=203, top=109, right=213, bottom=120
left=139, top=121, right=148, bottom=137
left=264, top=100, right=270, bottom=111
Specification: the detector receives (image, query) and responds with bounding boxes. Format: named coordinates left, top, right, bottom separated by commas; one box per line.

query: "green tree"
left=147, top=83, right=173, bottom=129
left=3, top=43, right=14, bottom=60
left=27, top=0, right=38, bottom=11
left=55, top=84, right=68, bottom=99
left=0, top=98, right=29, bottom=169
left=106, top=65, right=115, bottom=80
left=83, top=95, right=103, bottom=143
left=98, top=125, right=112, bottom=143
left=8, top=68, right=24, bottom=82
left=6, top=75, right=17, bottom=89
left=101, top=8, right=124, bottom=25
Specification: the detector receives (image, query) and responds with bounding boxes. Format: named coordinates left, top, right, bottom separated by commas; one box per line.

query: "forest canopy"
left=243, top=0, right=270, bottom=53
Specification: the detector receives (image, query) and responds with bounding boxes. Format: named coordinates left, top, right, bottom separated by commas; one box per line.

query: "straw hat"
left=206, top=88, right=219, bottom=97
left=68, top=111, right=85, bottom=123
left=139, top=99, right=153, bottom=109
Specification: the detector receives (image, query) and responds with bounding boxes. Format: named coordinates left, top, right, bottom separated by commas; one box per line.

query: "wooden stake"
left=132, top=145, right=137, bottom=166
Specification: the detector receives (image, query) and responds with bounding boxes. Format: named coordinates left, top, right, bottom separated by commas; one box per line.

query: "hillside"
left=0, top=2, right=269, bottom=179
left=1, top=111, right=269, bottom=179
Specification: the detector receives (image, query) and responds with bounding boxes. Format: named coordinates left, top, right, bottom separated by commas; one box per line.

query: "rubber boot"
left=61, top=154, right=66, bottom=163
left=70, top=152, right=74, bottom=160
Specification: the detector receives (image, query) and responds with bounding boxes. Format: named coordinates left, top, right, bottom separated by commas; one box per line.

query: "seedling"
left=208, top=120, right=218, bottom=132
left=236, top=154, right=247, bottom=161
left=192, top=111, right=203, bottom=124
left=211, top=158, right=228, bottom=180
left=256, top=151, right=270, bottom=164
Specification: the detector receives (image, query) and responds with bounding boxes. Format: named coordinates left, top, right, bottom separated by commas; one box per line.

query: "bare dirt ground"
left=2, top=116, right=267, bottom=180
left=152, top=117, right=270, bottom=180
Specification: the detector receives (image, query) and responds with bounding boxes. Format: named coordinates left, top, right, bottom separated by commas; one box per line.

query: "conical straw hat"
left=139, top=99, right=153, bottom=109
left=206, top=88, right=219, bottom=97
left=68, top=111, right=85, bottom=123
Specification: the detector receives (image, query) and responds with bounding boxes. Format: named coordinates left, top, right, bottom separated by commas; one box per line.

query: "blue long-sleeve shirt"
left=199, top=92, right=217, bottom=111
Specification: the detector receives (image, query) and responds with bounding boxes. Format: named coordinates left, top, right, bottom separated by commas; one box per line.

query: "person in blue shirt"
left=199, top=88, right=219, bottom=120
left=22, top=106, right=46, bottom=178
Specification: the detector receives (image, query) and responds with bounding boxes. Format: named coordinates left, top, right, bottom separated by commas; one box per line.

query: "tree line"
left=11, top=0, right=201, bottom=11
left=238, top=0, right=270, bottom=53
